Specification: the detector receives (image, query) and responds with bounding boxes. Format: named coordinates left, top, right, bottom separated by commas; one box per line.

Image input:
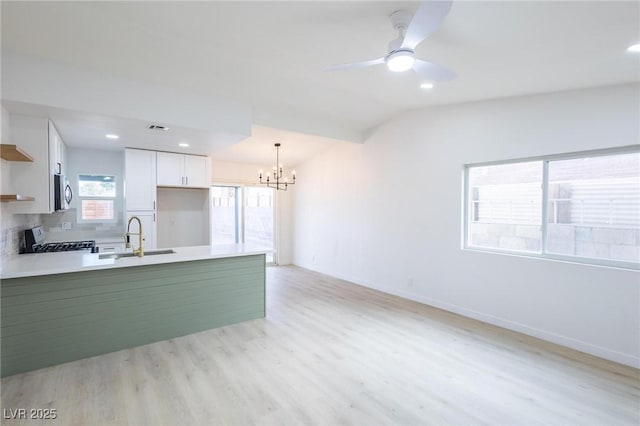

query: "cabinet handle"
left=186, top=176, right=188, bottom=186
left=153, top=213, right=156, bottom=222
left=181, top=176, right=184, bottom=185
left=153, top=201, right=155, bottom=210
left=57, top=162, right=61, bottom=174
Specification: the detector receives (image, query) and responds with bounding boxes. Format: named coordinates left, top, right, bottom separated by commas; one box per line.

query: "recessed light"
left=420, top=83, right=434, bottom=89
left=178, top=142, right=189, bottom=147
left=105, top=134, right=119, bottom=140
left=628, top=43, right=640, bottom=52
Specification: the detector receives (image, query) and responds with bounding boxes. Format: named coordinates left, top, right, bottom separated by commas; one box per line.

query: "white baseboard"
left=296, top=264, right=639, bottom=369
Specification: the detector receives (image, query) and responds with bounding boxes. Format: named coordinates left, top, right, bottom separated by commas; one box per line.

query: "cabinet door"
left=48, top=121, right=60, bottom=176
left=125, top=149, right=157, bottom=211
left=184, top=155, right=209, bottom=188
left=126, top=211, right=157, bottom=250
left=59, top=140, right=67, bottom=176
left=11, top=115, right=53, bottom=214
left=157, top=152, right=184, bottom=186
left=48, top=121, right=66, bottom=176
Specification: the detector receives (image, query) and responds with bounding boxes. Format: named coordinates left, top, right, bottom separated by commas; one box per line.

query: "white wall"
left=42, top=148, right=126, bottom=240
left=211, top=160, right=263, bottom=185
left=67, top=148, right=124, bottom=216
left=292, top=83, right=640, bottom=367
left=1, top=106, right=11, bottom=195
left=0, top=107, right=43, bottom=256
left=157, top=188, right=210, bottom=248
left=211, top=159, right=292, bottom=265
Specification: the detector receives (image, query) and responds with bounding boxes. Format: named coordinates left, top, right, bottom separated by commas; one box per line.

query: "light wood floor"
left=1, top=265, right=638, bottom=425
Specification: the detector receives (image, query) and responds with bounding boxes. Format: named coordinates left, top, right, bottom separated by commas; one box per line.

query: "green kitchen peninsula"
left=0, top=244, right=268, bottom=377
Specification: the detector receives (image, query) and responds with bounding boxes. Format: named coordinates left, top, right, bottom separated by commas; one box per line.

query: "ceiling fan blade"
left=400, top=0, right=453, bottom=51
left=324, top=57, right=385, bottom=72
left=413, top=59, right=457, bottom=82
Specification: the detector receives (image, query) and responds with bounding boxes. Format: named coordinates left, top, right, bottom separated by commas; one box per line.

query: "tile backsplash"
left=40, top=209, right=124, bottom=242
left=0, top=204, right=42, bottom=257
left=1, top=205, right=125, bottom=257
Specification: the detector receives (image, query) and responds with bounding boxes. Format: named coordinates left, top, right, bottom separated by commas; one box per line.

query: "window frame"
left=77, top=173, right=118, bottom=224
left=463, top=145, right=640, bottom=270
left=210, top=184, right=277, bottom=265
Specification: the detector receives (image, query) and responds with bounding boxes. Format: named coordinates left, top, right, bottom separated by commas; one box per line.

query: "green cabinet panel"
left=1, top=255, right=266, bottom=377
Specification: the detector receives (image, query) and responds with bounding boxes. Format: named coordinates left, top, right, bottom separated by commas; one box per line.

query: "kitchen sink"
left=99, top=249, right=176, bottom=260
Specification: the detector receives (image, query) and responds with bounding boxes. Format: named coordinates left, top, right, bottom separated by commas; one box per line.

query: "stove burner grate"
left=31, top=240, right=96, bottom=253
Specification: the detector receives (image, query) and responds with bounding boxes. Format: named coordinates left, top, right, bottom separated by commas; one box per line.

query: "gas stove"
left=23, top=226, right=96, bottom=254
left=31, top=240, right=96, bottom=253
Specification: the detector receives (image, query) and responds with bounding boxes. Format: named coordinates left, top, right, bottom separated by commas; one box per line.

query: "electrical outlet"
left=62, top=222, right=72, bottom=230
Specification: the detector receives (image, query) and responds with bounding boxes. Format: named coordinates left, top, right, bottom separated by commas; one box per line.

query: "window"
left=243, top=187, right=275, bottom=252
left=78, top=174, right=116, bottom=222
left=211, top=186, right=275, bottom=264
left=465, top=147, right=640, bottom=268
left=468, top=160, right=542, bottom=253
left=211, top=186, right=239, bottom=245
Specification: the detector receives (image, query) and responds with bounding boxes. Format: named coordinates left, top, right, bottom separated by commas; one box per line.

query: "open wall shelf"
left=0, top=195, right=35, bottom=202
left=0, top=144, right=34, bottom=162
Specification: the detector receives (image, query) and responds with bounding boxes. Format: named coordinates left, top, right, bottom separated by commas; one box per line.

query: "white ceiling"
left=1, top=100, right=341, bottom=166
left=211, top=126, right=341, bottom=167
left=2, top=100, right=231, bottom=154
left=2, top=1, right=639, bottom=163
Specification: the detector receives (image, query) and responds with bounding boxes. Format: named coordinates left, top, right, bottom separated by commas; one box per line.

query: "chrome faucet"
left=125, top=216, right=145, bottom=257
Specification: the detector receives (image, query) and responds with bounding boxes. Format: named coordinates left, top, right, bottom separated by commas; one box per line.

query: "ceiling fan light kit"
left=325, top=0, right=457, bottom=88
left=386, top=50, right=415, bottom=72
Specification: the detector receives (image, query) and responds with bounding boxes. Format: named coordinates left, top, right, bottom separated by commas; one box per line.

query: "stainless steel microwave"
left=54, top=174, right=72, bottom=211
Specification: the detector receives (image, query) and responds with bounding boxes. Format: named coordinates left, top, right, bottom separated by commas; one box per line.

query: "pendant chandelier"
left=259, top=143, right=296, bottom=191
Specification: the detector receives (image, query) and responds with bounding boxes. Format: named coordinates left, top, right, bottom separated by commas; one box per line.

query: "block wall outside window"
left=81, top=199, right=114, bottom=221
left=465, top=148, right=639, bottom=268
left=468, top=160, right=542, bottom=253
left=78, top=174, right=117, bottom=223
left=545, top=153, right=640, bottom=262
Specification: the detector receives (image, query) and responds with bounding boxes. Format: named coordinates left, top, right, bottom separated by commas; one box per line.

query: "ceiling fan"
left=325, top=0, right=457, bottom=86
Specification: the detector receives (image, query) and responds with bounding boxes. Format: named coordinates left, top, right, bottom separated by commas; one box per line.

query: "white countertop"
left=0, top=244, right=271, bottom=279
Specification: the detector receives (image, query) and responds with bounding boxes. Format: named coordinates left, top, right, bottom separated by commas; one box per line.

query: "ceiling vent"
left=147, top=124, right=170, bottom=132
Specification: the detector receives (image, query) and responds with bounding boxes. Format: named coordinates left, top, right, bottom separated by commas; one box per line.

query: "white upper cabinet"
left=125, top=149, right=157, bottom=211
left=157, top=152, right=209, bottom=188
left=156, top=152, right=183, bottom=187
left=48, top=121, right=66, bottom=176
left=183, top=155, right=209, bottom=188
left=10, top=116, right=66, bottom=214
left=59, top=140, right=67, bottom=176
